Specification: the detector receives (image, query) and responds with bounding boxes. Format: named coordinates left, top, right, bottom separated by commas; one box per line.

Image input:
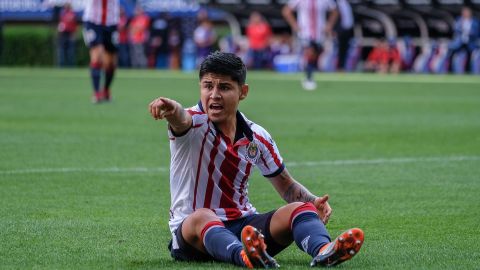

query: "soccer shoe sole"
left=241, top=225, right=279, bottom=269
left=310, top=228, right=364, bottom=267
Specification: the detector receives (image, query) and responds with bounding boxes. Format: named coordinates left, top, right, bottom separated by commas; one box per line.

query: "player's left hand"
left=314, top=195, right=332, bottom=224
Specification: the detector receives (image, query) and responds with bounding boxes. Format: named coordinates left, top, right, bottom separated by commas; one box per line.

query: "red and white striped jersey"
left=82, top=0, right=120, bottom=26
left=287, top=0, right=337, bottom=43
left=167, top=103, right=285, bottom=233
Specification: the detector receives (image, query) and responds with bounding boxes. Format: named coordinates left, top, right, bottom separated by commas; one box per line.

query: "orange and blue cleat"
left=310, top=228, right=364, bottom=267
left=240, top=225, right=279, bottom=269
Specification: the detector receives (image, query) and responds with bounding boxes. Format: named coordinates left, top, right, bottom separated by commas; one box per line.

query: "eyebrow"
left=201, top=81, right=234, bottom=87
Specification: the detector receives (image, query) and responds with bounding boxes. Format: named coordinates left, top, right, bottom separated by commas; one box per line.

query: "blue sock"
left=90, top=62, right=102, bottom=93
left=202, top=224, right=245, bottom=266
left=104, top=66, right=115, bottom=90
left=306, top=63, right=315, bottom=81
left=292, top=207, right=331, bottom=257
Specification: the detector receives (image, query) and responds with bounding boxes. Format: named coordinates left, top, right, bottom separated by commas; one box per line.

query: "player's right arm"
left=269, top=169, right=332, bottom=224
left=149, top=97, right=192, bottom=135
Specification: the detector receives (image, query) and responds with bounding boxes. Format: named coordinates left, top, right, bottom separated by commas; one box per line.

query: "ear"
left=239, top=84, right=249, bottom=100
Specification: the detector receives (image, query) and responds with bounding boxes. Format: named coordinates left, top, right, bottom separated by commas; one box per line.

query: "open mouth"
left=209, top=103, right=223, bottom=112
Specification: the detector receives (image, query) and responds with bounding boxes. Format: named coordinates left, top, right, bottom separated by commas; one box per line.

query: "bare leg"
left=102, top=51, right=117, bottom=99
left=269, top=202, right=304, bottom=246
left=89, top=45, right=104, bottom=66
left=103, top=51, right=117, bottom=70
left=88, top=45, right=104, bottom=102
left=181, top=208, right=221, bottom=253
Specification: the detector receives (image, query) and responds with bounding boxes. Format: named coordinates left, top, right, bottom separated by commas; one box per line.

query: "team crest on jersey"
left=246, top=142, right=259, bottom=162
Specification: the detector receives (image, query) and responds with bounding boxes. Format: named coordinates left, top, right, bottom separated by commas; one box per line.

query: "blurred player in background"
left=149, top=51, right=364, bottom=268
left=57, top=3, right=77, bottom=67
left=282, top=0, right=338, bottom=90
left=82, top=0, right=120, bottom=103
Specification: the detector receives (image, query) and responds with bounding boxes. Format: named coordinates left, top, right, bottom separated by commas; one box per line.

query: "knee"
left=269, top=202, right=317, bottom=245
left=89, top=60, right=102, bottom=68
left=285, top=202, right=306, bottom=212
left=189, top=208, right=217, bottom=222
left=104, top=63, right=116, bottom=72
left=287, top=202, right=318, bottom=228
left=184, top=208, right=219, bottom=231
left=179, top=208, right=222, bottom=251
left=272, top=202, right=313, bottom=229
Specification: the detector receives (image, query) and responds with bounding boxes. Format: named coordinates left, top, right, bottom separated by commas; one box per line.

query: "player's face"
left=200, top=73, right=248, bottom=125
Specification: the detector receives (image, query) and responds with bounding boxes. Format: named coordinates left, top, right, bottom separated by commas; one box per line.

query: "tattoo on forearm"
left=283, top=182, right=316, bottom=203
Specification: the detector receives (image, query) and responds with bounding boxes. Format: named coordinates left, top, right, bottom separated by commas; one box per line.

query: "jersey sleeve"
left=167, top=110, right=207, bottom=142
left=253, top=127, right=285, bottom=178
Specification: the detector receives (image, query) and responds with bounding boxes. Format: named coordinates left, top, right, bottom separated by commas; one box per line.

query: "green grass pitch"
left=1, top=68, right=479, bottom=269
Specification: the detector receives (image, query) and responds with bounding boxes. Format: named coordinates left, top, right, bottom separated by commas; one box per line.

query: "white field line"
left=0, top=167, right=169, bottom=175
left=286, top=155, right=480, bottom=167
left=1, top=156, right=479, bottom=176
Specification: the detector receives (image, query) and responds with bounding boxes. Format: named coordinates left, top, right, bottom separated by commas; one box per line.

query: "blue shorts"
left=168, top=210, right=289, bottom=261
left=82, top=22, right=118, bottom=53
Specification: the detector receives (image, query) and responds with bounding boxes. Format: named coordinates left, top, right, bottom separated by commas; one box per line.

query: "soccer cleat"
left=102, top=88, right=111, bottom=102
left=302, top=80, right=317, bottom=91
left=310, top=228, right=364, bottom=267
left=92, top=92, right=103, bottom=104
left=240, top=225, right=279, bottom=269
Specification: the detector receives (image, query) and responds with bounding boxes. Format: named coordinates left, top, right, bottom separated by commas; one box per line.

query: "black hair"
left=199, top=51, right=247, bottom=85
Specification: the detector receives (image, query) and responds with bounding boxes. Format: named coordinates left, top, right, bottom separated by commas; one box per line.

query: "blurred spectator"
left=334, top=0, right=354, bottom=71
left=148, top=13, right=170, bottom=69
left=218, top=35, right=250, bottom=63
left=364, top=39, right=401, bottom=74
left=270, top=33, right=297, bottom=73
left=181, top=12, right=197, bottom=41
left=0, top=17, right=3, bottom=64
left=179, top=15, right=196, bottom=71
left=430, top=41, right=450, bottom=74
left=448, top=6, right=479, bottom=72
left=270, top=33, right=293, bottom=58
left=396, top=37, right=416, bottom=71
left=168, top=19, right=183, bottom=70
left=193, top=9, right=217, bottom=66
left=246, top=11, right=272, bottom=69
left=82, top=0, right=120, bottom=103
left=129, top=6, right=150, bottom=68
left=57, top=3, right=77, bottom=67
left=117, top=7, right=130, bottom=68
left=282, top=0, right=338, bottom=90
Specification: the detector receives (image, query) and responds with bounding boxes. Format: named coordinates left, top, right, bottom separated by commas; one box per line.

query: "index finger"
left=149, top=98, right=166, bottom=119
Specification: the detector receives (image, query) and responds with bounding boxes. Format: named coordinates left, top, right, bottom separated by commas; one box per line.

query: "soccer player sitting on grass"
left=148, top=51, right=364, bottom=268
